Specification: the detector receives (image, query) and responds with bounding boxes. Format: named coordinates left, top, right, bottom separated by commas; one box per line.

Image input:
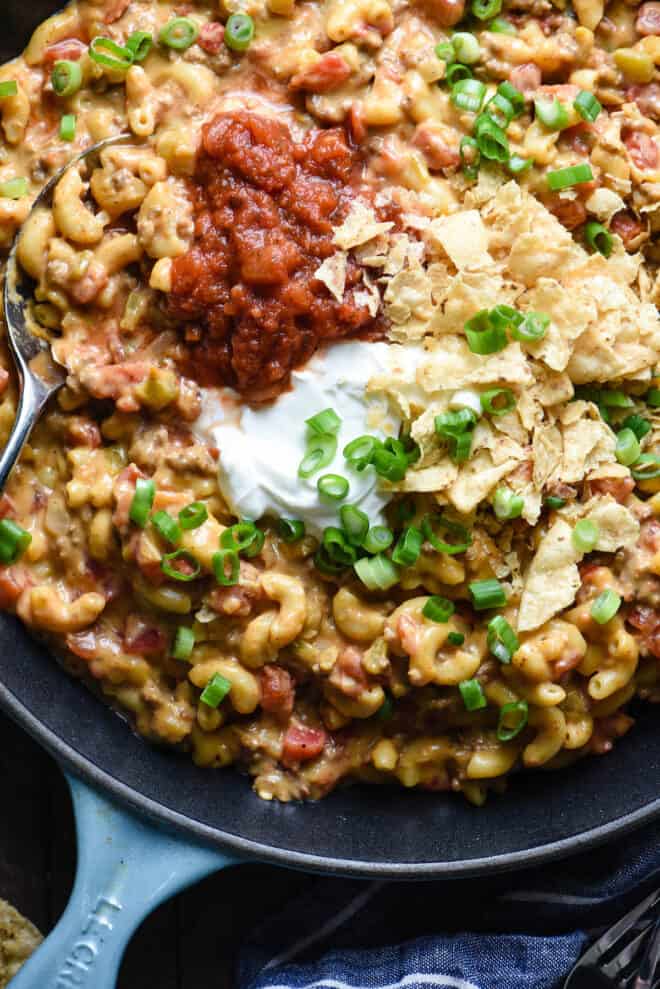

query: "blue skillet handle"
left=10, top=773, right=238, bottom=989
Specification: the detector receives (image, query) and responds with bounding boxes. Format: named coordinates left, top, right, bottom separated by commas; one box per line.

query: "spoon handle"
left=0, top=369, right=54, bottom=492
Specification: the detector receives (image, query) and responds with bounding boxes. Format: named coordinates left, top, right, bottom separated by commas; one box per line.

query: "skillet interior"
left=1, top=0, right=659, bottom=880
left=1, top=614, right=658, bottom=878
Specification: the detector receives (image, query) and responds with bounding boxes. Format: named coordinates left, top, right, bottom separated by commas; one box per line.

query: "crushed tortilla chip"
left=426, top=210, right=492, bottom=270
left=518, top=520, right=581, bottom=632
left=314, top=252, right=347, bottom=302
left=333, top=202, right=394, bottom=250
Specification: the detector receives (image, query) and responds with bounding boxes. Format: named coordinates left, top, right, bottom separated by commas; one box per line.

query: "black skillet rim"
left=2, top=672, right=659, bottom=880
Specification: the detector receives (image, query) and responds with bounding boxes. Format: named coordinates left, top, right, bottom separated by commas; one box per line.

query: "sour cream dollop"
left=196, top=341, right=400, bottom=538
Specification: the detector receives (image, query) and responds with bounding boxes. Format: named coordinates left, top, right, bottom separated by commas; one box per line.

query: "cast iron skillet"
left=0, top=4, right=659, bottom=986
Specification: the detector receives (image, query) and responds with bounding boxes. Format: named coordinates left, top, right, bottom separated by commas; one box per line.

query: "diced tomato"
left=104, top=0, right=131, bottom=23
left=281, top=722, right=327, bottom=766
left=545, top=193, right=587, bottom=230
left=260, top=665, right=295, bottom=716
left=329, top=645, right=368, bottom=698
left=623, top=130, right=659, bottom=171
left=124, top=615, right=167, bottom=656
left=43, top=39, right=87, bottom=65
left=412, top=125, right=459, bottom=171
left=508, top=63, right=541, bottom=96
left=198, top=22, right=225, bottom=54
left=290, top=52, right=352, bottom=94
left=0, top=566, right=29, bottom=609
left=347, top=102, right=367, bottom=146
left=589, top=476, right=635, bottom=503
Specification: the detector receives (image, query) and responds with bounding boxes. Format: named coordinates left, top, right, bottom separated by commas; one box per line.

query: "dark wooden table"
left=0, top=710, right=315, bottom=988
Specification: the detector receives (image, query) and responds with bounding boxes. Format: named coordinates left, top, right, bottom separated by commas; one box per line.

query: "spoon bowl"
left=0, top=134, right=131, bottom=491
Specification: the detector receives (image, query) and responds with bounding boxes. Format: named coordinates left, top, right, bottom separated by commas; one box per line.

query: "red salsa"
left=169, top=112, right=382, bottom=401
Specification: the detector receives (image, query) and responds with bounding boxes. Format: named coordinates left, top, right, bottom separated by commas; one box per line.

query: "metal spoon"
left=0, top=134, right=130, bottom=491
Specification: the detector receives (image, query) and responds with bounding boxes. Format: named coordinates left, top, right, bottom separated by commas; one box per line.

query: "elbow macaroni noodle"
left=0, top=0, right=656, bottom=804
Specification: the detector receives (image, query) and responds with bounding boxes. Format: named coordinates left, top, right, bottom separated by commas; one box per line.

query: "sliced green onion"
left=631, top=454, right=660, bottom=481
left=278, top=518, right=305, bottom=542
left=490, top=304, right=522, bottom=333
left=0, top=519, right=31, bottom=563
left=159, top=17, right=199, bottom=51
left=451, top=78, right=486, bottom=113
left=472, top=0, right=502, bottom=20
left=585, top=221, right=613, bottom=258
left=510, top=311, right=549, bottom=343
left=459, top=678, right=487, bottom=711
left=497, top=700, right=528, bottom=741
left=343, top=434, right=379, bottom=471
left=51, top=60, right=82, bottom=97
left=646, top=388, right=660, bottom=407
left=422, top=595, right=455, bottom=623
left=446, top=62, right=473, bottom=86
left=534, top=97, right=569, bottom=131
left=392, top=526, right=423, bottom=567
left=484, top=92, right=515, bottom=129
left=221, top=520, right=264, bottom=558
left=451, top=32, right=480, bottom=65
left=129, top=478, right=155, bottom=528
left=464, top=309, right=507, bottom=354
left=493, top=486, right=524, bottom=520
left=599, top=390, right=633, bottom=408
left=421, top=514, right=472, bottom=555
left=487, top=16, right=516, bottom=32
left=474, top=114, right=509, bottom=162
left=615, top=428, right=641, bottom=467
left=508, top=154, right=534, bottom=175
left=318, top=474, right=349, bottom=502
left=621, top=414, right=651, bottom=440
left=481, top=387, right=516, bottom=416
left=363, top=525, right=394, bottom=554
left=435, top=42, right=455, bottom=63
left=89, top=36, right=134, bottom=70
left=591, top=588, right=621, bottom=625
left=372, top=438, right=409, bottom=482
left=572, top=519, right=599, bottom=553
left=0, top=81, right=17, bottom=99
left=224, top=13, right=255, bottom=52
left=354, top=554, right=400, bottom=591
left=161, top=549, right=201, bottom=582
left=59, top=113, right=76, bottom=142
left=152, top=510, right=181, bottom=545
left=299, top=434, right=337, bottom=478
left=460, top=135, right=480, bottom=179
left=469, top=578, right=507, bottom=610
left=126, top=31, right=153, bottom=63
left=171, top=626, right=194, bottom=661
left=487, top=614, right=519, bottom=663
left=574, top=90, right=601, bottom=123
left=314, top=545, right=346, bottom=575
left=434, top=407, right=477, bottom=435
left=448, top=631, right=465, bottom=646
left=306, top=407, right=341, bottom=436
left=0, top=178, right=28, bottom=199
left=453, top=431, right=474, bottom=463
left=545, top=495, right=566, bottom=510
left=340, top=505, right=369, bottom=546
left=547, top=163, right=593, bottom=191
left=497, top=81, right=525, bottom=116
left=212, top=548, right=239, bottom=586
left=200, top=673, right=232, bottom=708
left=323, top=526, right=357, bottom=566
left=179, top=502, right=208, bottom=530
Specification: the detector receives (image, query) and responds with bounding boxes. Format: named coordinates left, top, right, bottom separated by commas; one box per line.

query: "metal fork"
left=564, top=887, right=660, bottom=989
left=0, top=134, right=130, bottom=492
